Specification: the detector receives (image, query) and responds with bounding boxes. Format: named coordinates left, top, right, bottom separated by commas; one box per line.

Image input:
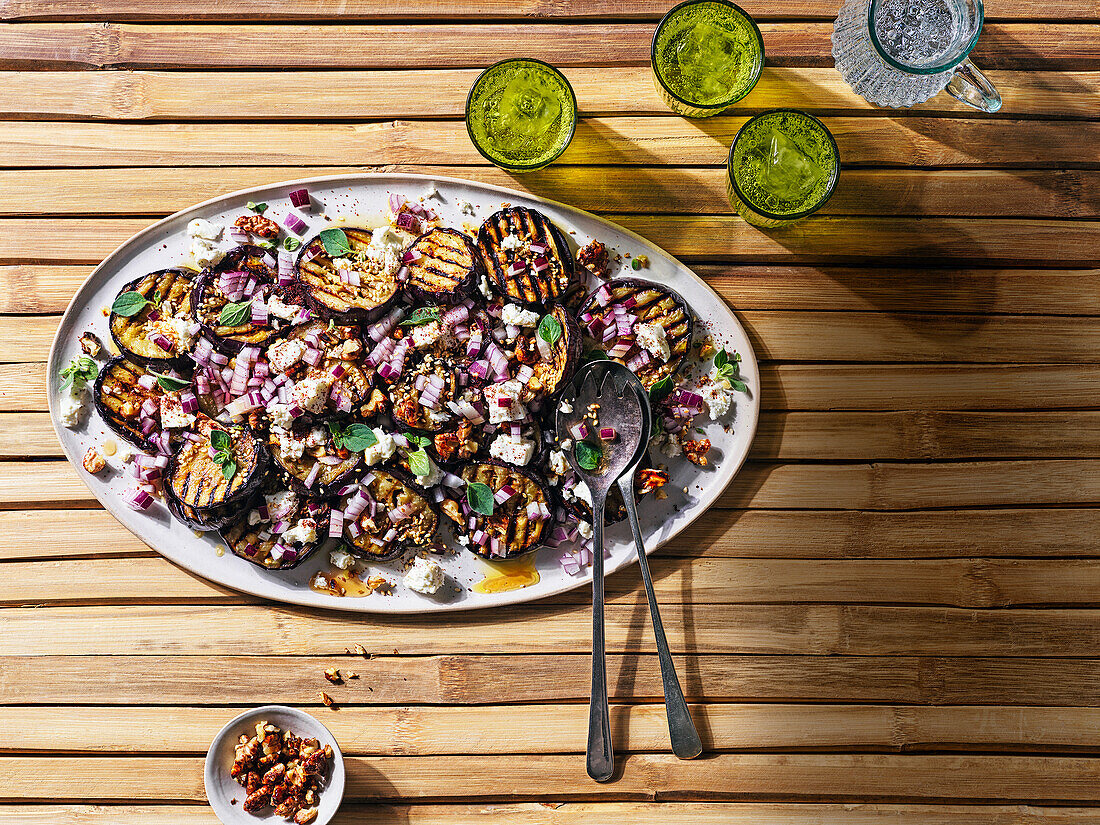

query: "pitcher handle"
left=945, top=58, right=1002, bottom=113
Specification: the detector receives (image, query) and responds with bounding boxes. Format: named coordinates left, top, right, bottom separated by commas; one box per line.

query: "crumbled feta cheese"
left=290, top=373, right=335, bottom=414
left=500, top=234, right=522, bottom=251
left=59, top=384, right=88, bottom=429
left=657, top=433, right=682, bottom=458
left=267, top=295, right=300, bottom=321
left=559, top=399, right=573, bottom=414
left=265, top=490, right=298, bottom=520
left=282, top=517, right=318, bottom=546
left=159, top=394, right=195, bottom=429
left=369, top=225, right=411, bottom=276
left=276, top=428, right=306, bottom=460
left=267, top=338, right=306, bottom=373
left=426, top=408, right=451, bottom=426
left=561, top=438, right=573, bottom=450
left=151, top=314, right=196, bottom=350
left=363, top=428, right=396, bottom=466
left=248, top=509, right=262, bottom=526
left=403, top=556, right=444, bottom=595
left=489, top=433, right=536, bottom=466
left=188, top=218, right=223, bottom=241
left=500, top=304, right=539, bottom=327
left=575, top=481, right=593, bottom=508
left=578, top=521, right=594, bottom=539
left=410, top=320, right=443, bottom=349
left=187, top=218, right=226, bottom=267
left=479, top=273, right=493, bottom=298
left=267, top=403, right=294, bottom=430
left=457, top=199, right=476, bottom=215
left=305, top=427, right=327, bottom=448
left=311, top=572, right=328, bottom=589
left=106, top=440, right=134, bottom=470
left=549, top=449, right=568, bottom=475
left=425, top=183, right=439, bottom=199
left=330, top=547, right=356, bottom=570
left=484, top=380, right=525, bottom=424
left=635, top=322, right=671, bottom=362
left=701, top=382, right=731, bottom=419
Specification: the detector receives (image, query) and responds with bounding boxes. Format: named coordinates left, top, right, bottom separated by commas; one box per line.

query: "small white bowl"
left=204, top=705, right=345, bottom=825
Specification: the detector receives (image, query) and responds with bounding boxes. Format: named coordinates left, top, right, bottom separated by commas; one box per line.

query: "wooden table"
left=2, top=1, right=1100, bottom=822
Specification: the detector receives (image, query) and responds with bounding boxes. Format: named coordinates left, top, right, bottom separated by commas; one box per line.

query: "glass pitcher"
left=832, top=0, right=1001, bottom=112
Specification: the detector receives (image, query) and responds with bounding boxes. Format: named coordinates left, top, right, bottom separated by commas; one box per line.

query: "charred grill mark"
left=94, top=357, right=163, bottom=449
left=406, top=228, right=479, bottom=299
left=460, top=462, right=549, bottom=558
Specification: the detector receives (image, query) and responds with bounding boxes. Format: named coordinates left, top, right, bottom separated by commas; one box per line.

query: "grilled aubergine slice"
left=296, top=228, right=403, bottom=321
left=521, top=304, right=581, bottom=399
left=477, top=207, right=576, bottom=306
left=192, top=245, right=281, bottom=354
left=164, top=415, right=269, bottom=531
left=457, top=461, right=552, bottom=560
left=579, top=278, right=694, bottom=391
left=93, top=355, right=169, bottom=451
left=342, top=469, right=439, bottom=561
left=223, top=493, right=329, bottom=570
left=284, top=321, right=374, bottom=413
left=268, top=426, right=362, bottom=496
left=109, top=269, right=195, bottom=369
left=403, top=227, right=482, bottom=304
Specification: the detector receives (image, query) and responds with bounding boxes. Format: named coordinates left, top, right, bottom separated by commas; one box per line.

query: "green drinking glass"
left=652, top=0, right=765, bottom=117
left=466, top=58, right=578, bottom=172
left=727, top=109, right=840, bottom=227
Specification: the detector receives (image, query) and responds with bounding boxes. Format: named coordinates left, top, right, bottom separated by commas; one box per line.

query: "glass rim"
left=650, top=0, right=765, bottom=111
left=464, top=57, right=578, bottom=172
left=726, top=108, right=840, bottom=222
left=867, top=0, right=985, bottom=75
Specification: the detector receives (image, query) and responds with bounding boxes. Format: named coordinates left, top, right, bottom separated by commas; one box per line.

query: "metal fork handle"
left=618, top=475, right=703, bottom=760
left=587, top=494, right=614, bottom=782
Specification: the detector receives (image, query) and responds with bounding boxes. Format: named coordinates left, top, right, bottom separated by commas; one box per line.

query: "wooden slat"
left=6, top=459, right=1100, bottom=510
left=9, top=265, right=1100, bottom=316
left=12, top=410, right=1100, bottom=460
left=1, top=23, right=1096, bottom=70
left=12, top=703, right=1100, bottom=754
left=0, top=68, right=1093, bottom=120
left=12, top=602, right=1100, bottom=657
left=8, top=653, right=1100, bottom=707
left=5, top=166, right=1100, bottom=219
left=3, top=508, right=1098, bottom=563
left=0, top=118, right=1096, bottom=168
left=1, top=0, right=1094, bottom=22
left=8, top=216, right=1100, bottom=265
left=10, top=555, right=1100, bottom=608
left=6, top=753, right=1100, bottom=802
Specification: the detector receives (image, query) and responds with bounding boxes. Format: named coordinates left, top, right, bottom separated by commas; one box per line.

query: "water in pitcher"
left=873, top=0, right=964, bottom=68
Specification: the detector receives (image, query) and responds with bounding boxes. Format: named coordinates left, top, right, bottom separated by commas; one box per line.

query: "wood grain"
left=0, top=68, right=1092, bottom=120
left=0, top=118, right=1095, bottom=168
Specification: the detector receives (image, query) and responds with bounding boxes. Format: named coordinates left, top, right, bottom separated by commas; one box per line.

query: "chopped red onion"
left=599, top=427, right=617, bottom=441
left=283, top=213, right=307, bottom=234
left=137, top=374, right=158, bottom=391
left=303, top=462, right=321, bottom=488
left=569, top=422, right=589, bottom=440
left=127, top=489, right=154, bottom=511
left=289, top=188, right=310, bottom=209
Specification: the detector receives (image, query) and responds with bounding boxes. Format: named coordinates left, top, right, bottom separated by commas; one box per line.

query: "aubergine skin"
left=165, top=489, right=249, bottom=532
left=108, top=269, right=195, bottom=370
left=295, top=228, right=403, bottom=322
left=192, top=245, right=281, bottom=354
left=579, top=277, right=695, bottom=390
left=402, top=227, right=482, bottom=304
left=343, top=467, right=439, bottom=561
left=529, top=304, right=581, bottom=399
left=222, top=497, right=330, bottom=570
left=457, top=459, right=552, bottom=560
left=166, top=415, right=269, bottom=515
left=477, top=207, right=577, bottom=307
left=92, top=355, right=167, bottom=451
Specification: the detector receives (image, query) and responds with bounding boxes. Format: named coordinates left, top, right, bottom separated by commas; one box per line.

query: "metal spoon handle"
left=586, top=494, right=614, bottom=783
left=619, top=476, right=703, bottom=760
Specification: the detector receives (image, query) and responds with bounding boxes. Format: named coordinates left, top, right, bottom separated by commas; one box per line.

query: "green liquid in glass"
left=729, top=110, right=839, bottom=225
left=653, top=0, right=764, bottom=113
left=466, top=59, right=577, bottom=172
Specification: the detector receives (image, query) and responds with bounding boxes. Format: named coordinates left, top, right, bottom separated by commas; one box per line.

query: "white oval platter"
left=47, top=173, right=759, bottom=614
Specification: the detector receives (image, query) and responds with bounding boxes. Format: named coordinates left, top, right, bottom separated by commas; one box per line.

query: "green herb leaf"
left=713, top=347, right=745, bottom=390
left=399, top=307, right=442, bottom=328
left=328, top=422, right=378, bottom=453
left=696, top=427, right=706, bottom=434
left=148, top=370, right=191, bottom=393
left=209, top=429, right=231, bottom=452
left=580, top=349, right=609, bottom=366
left=318, top=227, right=353, bottom=257
left=111, top=291, right=151, bottom=318
left=649, top=374, right=674, bottom=402
left=631, top=257, right=642, bottom=270
left=60, top=356, right=98, bottom=391
left=726, top=377, right=748, bottom=393
left=218, top=299, right=253, bottom=328
left=575, top=440, right=601, bottom=471
left=537, top=314, right=562, bottom=344
left=713, top=348, right=729, bottom=370
left=407, top=448, right=431, bottom=478
left=254, top=240, right=276, bottom=250
left=404, top=433, right=431, bottom=449
left=283, top=237, right=301, bottom=251
left=152, top=290, right=163, bottom=305
left=246, top=201, right=267, bottom=214
left=220, top=459, right=237, bottom=481
left=467, top=481, right=494, bottom=516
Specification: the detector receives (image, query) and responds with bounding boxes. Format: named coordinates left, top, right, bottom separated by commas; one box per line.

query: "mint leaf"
left=537, top=313, right=562, bottom=344
left=318, top=227, right=353, bottom=257
left=399, top=307, right=441, bottom=328
left=111, top=291, right=151, bottom=318
left=466, top=481, right=494, bottom=516
left=726, top=377, right=748, bottom=393
left=575, top=440, right=601, bottom=471
left=283, top=237, right=301, bottom=251
left=220, top=458, right=237, bottom=481
left=60, top=356, right=98, bottom=391
left=649, top=374, right=674, bottom=402
left=713, top=348, right=729, bottom=370
left=209, top=429, right=231, bottom=452
left=329, top=422, right=378, bottom=453
left=246, top=201, right=267, bottom=214
left=149, top=370, right=191, bottom=393
left=218, top=299, right=253, bottom=328
left=407, top=448, right=431, bottom=478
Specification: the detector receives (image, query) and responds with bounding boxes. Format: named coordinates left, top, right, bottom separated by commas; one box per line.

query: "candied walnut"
left=243, top=786, right=272, bottom=812
left=513, top=334, right=539, bottom=365
left=320, top=691, right=334, bottom=707
left=362, top=388, right=388, bottom=417
left=262, top=762, right=286, bottom=786
left=235, top=213, right=279, bottom=238
left=365, top=575, right=391, bottom=594
left=301, top=749, right=327, bottom=775
left=681, top=438, right=711, bottom=467
left=576, top=240, right=610, bottom=280
left=82, top=448, right=106, bottom=475
left=79, top=331, right=102, bottom=357
left=393, top=397, right=420, bottom=424
left=440, top=498, right=463, bottom=524
left=349, top=643, right=368, bottom=657
left=323, top=668, right=343, bottom=684
left=295, top=806, right=319, bottom=824
left=637, top=467, right=670, bottom=495
left=433, top=421, right=477, bottom=462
